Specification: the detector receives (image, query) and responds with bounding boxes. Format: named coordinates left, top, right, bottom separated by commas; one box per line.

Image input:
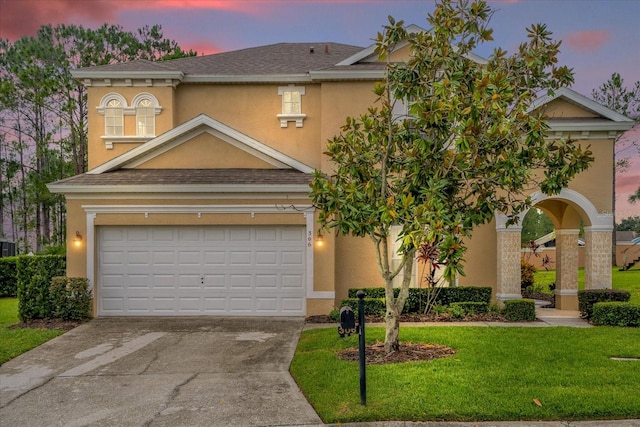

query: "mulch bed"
left=9, top=318, right=86, bottom=331
left=309, top=312, right=502, bottom=365
left=337, top=341, right=457, bottom=364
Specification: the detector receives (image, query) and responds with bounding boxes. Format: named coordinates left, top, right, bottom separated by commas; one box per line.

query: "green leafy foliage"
left=449, top=301, right=488, bottom=315
left=0, top=256, right=19, bottom=297
left=616, top=216, right=640, bottom=233
left=521, top=259, right=537, bottom=289
left=503, top=299, right=536, bottom=321
left=521, top=208, right=554, bottom=244
left=16, top=255, right=66, bottom=321
left=591, top=302, right=640, bottom=327
left=578, top=289, right=631, bottom=320
left=347, top=286, right=492, bottom=314
left=50, top=277, right=92, bottom=320
left=311, top=0, right=593, bottom=352
left=0, top=24, right=195, bottom=253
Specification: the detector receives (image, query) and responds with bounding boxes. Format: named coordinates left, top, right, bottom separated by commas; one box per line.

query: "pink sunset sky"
left=1, top=0, right=638, bottom=220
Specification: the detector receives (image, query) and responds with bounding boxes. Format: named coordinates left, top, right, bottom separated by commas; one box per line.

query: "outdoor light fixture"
left=73, top=231, right=83, bottom=247
left=315, top=229, right=324, bottom=247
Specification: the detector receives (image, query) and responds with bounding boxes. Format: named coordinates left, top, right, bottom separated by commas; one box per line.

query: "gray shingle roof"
left=76, top=43, right=364, bottom=76
left=52, top=169, right=313, bottom=187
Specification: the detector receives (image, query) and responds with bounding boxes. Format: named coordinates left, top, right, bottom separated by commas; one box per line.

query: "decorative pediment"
left=88, top=114, right=314, bottom=175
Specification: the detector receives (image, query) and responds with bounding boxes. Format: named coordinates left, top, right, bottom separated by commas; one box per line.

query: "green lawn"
left=291, top=326, right=640, bottom=423
left=0, top=298, right=64, bottom=365
left=534, top=267, right=640, bottom=303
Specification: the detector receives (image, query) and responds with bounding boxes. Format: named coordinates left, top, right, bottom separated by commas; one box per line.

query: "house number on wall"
left=308, top=230, right=313, bottom=247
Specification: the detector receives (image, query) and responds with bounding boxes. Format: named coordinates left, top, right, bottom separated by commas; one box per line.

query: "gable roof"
left=88, top=114, right=314, bottom=175
left=530, top=87, right=636, bottom=135
left=72, top=43, right=364, bottom=83
left=531, top=87, right=635, bottom=123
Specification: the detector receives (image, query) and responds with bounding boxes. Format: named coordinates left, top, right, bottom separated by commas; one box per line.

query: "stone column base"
left=555, top=291, right=578, bottom=311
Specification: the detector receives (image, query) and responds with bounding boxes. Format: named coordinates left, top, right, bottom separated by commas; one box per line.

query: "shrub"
left=578, top=289, right=631, bottom=320
left=16, top=255, right=66, bottom=321
left=338, top=297, right=386, bottom=317
left=0, top=256, right=19, bottom=297
left=438, top=287, right=492, bottom=306
left=591, top=302, right=640, bottom=327
left=50, top=277, right=92, bottom=320
left=504, top=299, right=536, bottom=322
left=448, top=304, right=466, bottom=319
left=520, top=259, right=536, bottom=290
left=347, top=286, right=492, bottom=314
left=449, top=301, right=489, bottom=315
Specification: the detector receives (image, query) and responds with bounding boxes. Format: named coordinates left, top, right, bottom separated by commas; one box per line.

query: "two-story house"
left=48, top=29, right=634, bottom=317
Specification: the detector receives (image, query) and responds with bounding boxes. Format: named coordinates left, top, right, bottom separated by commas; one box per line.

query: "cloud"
left=0, top=0, right=115, bottom=40
left=183, top=40, right=223, bottom=56
left=0, top=0, right=258, bottom=41
left=565, top=30, right=610, bottom=53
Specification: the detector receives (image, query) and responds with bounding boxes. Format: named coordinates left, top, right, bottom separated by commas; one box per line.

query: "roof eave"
left=47, top=183, right=312, bottom=195
left=182, top=74, right=312, bottom=83
left=309, top=69, right=384, bottom=81
left=72, top=70, right=185, bottom=80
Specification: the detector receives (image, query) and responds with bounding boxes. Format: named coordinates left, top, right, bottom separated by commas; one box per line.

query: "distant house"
left=48, top=27, right=634, bottom=317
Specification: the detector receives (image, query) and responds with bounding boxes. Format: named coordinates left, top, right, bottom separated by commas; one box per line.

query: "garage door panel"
left=204, top=251, right=226, bottom=265
left=98, top=225, right=306, bottom=316
left=230, top=228, right=251, bottom=241
left=256, top=251, right=278, bottom=265
left=282, top=275, right=304, bottom=289
left=229, top=251, right=251, bottom=265
left=178, top=251, right=201, bottom=265
left=204, top=274, right=226, bottom=288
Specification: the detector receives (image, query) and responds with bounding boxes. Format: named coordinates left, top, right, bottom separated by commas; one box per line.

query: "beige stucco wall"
left=87, top=86, right=176, bottom=169
left=460, top=221, right=499, bottom=290
left=175, top=84, right=323, bottom=169
left=136, top=132, right=277, bottom=169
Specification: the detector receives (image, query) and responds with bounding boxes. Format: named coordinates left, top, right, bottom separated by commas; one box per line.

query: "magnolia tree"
left=310, top=0, right=594, bottom=354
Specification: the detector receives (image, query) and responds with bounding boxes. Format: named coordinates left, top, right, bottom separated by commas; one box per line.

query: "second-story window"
left=105, top=99, right=124, bottom=136
left=98, top=93, right=128, bottom=139
left=136, top=99, right=155, bottom=136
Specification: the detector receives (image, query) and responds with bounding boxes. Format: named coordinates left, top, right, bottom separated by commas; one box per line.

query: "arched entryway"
left=495, top=189, right=614, bottom=310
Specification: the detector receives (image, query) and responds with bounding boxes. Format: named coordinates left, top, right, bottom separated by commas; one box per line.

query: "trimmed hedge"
left=50, top=277, right=92, bottom=320
left=339, top=297, right=386, bottom=316
left=504, top=299, right=536, bottom=322
left=347, top=286, right=492, bottom=314
left=578, top=289, right=631, bottom=320
left=16, top=255, right=66, bottom=321
left=591, top=302, right=640, bottom=327
left=0, top=256, right=19, bottom=297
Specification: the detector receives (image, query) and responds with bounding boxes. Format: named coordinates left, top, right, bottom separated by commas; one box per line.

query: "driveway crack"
left=142, top=373, right=197, bottom=427
left=0, top=376, right=54, bottom=409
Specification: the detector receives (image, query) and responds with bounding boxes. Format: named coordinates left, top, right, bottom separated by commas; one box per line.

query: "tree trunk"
left=383, top=253, right=415, bottom=354
left=384, top=306, right=400, bottom=353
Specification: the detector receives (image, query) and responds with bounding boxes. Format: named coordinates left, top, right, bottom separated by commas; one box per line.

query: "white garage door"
left=98, top=225, right=306, bottom=316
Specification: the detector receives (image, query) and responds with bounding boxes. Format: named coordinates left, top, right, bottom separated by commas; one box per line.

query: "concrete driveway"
left=0, top=317, right=322, bottom=427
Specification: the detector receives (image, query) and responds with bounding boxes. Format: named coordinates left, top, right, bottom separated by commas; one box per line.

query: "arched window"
left=105, top=99, right=124, bottom=136
left=97, top=93, right=128, bottom=137
left=136, top=99, right=155, bottom=136
left=132, top=93, right=161, bottom=136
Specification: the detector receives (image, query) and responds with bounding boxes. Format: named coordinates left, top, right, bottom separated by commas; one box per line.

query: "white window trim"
left=97, top=92, right=163, bottom=149
left=131, top=92, right=163, bottom=115
left=277, top=85, right=306, bottom=128
left=98, top=93, right=126, bottom=138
